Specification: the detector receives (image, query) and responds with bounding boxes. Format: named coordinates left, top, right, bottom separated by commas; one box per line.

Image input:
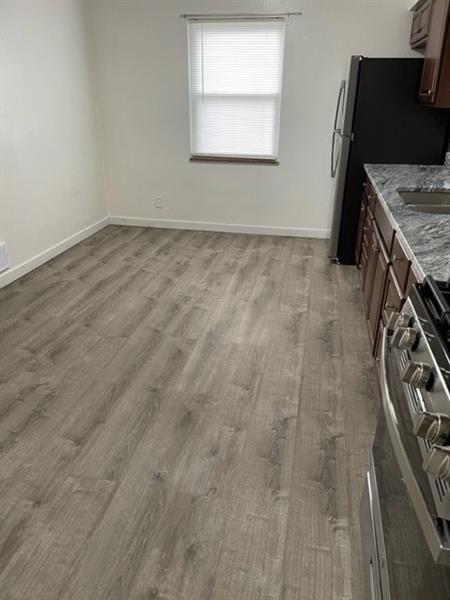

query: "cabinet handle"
left=392, top=254, right=405, bottom=262
left=427, top=89, right=432, bottom=95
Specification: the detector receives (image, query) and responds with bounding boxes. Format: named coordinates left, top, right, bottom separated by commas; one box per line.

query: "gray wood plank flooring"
left=0, top=226, right=378, bottom=599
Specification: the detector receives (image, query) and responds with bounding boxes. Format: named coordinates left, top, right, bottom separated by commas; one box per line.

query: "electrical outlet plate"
left=154, top=196, right=163, bottom=209
left=0, top=242, right=9, bottom=273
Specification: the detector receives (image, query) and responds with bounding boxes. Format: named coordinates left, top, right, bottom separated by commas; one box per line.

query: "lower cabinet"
left=367, top=233, right=389, bottom=347
left=355, top=195, right=367, bottom=267
left=357, top=197, right=374, bottom=297
left=383, top=265, right=406, bottom=325
left=363, top=226, right=380, bottom=314
left=357, top=174, right=417, bottom=356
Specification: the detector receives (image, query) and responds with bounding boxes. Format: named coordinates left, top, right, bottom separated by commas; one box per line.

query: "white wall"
left=87, top=0, right=415, bottom=236
left=0, top=0, right=107, bottom=282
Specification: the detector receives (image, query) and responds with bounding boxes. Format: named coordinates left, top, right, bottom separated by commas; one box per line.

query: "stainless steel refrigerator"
left=328, top=56, right=449, bottom=265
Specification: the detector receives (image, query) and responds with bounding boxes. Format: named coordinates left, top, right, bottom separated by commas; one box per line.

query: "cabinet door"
left=418, top=0, right=450, bottom=104
left=391, top=235, right=411, bottom=293
left=367, top=236, right=390, bottom=348
left=360, top=209, right=374, bottom=294
left=419, top=57, right=440, bottom=102
left=435, top=28, right=450, bottom=107
left=355, top=196, right=368, bottom=266
left=363, top=225, right=381, bottom=315
left=410, top=0, right=433, bottom=47
left=382, top=267, right=405, bottom=328
left=374, top=266, right=405, bottom=359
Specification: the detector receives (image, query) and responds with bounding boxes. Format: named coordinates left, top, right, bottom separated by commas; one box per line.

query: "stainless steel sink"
left=399, top=190, right=450, bottom=214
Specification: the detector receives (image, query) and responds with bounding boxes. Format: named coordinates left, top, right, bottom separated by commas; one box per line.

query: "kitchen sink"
left=399, top=190, right=450, bottom=214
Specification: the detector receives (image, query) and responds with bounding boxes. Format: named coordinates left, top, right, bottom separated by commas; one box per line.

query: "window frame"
left=187, top=17, right=286, bottom=165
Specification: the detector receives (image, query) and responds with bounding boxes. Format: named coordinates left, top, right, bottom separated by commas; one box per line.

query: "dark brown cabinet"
left=357, top=174, right=418, bottom=356
left=411, top=0, right=450, bottom=107
left=360, top=219, right=391, bottom=351
left=410, top=0, right=433, bottom=47
left=355, top=195, right=367, bottom=267
left=367, top=229, right=390, bottom=347
left=391, top=236, right=411, bottom=294
left=363, top=226, right=381, bottom=315
left=357, top=182, right=377, bottom=295
left=361, top=211, right=374, bottom=296
left=382, top=267, right=405, bottom=328
left=374, top=265, right=406, bottom=359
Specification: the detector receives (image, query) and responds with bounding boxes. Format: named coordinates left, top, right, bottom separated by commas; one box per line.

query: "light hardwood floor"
left=0, top=226, right=379, bottom=600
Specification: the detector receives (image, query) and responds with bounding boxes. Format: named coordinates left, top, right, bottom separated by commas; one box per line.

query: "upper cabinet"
left=410, top=0, right=433, bottom=47
left=410, top=0, right=450, bottom=108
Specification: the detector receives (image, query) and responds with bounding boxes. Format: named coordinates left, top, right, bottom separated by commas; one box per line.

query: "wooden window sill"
left=190, top=156, right=279, bottom=165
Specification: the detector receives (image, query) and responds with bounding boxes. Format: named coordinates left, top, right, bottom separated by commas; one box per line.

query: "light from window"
left=187, top=19, right=286, bottom=161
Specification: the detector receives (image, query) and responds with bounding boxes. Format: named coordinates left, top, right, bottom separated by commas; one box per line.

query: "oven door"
left=379, top=325, right=450, bottom=568
left=366, top=407, right=450, bottom=599
left=360, top=459, right=387, bottom=600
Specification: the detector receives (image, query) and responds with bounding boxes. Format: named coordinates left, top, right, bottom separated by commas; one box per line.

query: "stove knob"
left=423, top=445, right=450, bottom=480
left=386, top=311, right=411, bottom=334
left=414, top=412, right=450, bottom=445
left=401, top=361, right=432, bottom=389
left=391, top=326, right=419, bottom=350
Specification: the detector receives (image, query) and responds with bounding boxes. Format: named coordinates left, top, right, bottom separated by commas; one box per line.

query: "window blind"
left=188, top=19, right=286, bottom=160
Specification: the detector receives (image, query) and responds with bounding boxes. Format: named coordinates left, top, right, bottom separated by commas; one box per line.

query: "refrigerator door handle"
left=333, top=80, right=346, bottom=133
left=331, top=130, right=341, bottom=178
left=330, top=80, right=346, bottom=178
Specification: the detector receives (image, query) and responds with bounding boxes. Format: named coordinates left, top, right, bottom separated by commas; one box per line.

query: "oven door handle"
left=368, top=558, right=379, bottom=600
left=380, top=326, right=446, bottom=563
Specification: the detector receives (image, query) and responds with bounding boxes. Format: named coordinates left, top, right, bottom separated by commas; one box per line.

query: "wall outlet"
left=0, top=242, right=9, bottom=273
left=154, top=196, right=163, bottom=209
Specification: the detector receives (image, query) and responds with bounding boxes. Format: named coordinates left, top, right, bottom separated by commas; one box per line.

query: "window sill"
left=190, top=155, right=279, bottom=165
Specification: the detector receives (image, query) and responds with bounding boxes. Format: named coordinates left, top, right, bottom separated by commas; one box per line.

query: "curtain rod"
left=180, top=12, right=302, bottom=20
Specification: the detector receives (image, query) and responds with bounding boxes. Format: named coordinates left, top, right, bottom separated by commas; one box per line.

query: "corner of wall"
left=80, top=0, right=111, bottom=218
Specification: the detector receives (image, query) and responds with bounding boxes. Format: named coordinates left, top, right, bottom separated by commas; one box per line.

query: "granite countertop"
left=364, top=164, right=450, bottom=281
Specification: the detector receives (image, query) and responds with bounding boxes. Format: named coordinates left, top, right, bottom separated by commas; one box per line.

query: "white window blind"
left=188, top=19, right=286, bottom=160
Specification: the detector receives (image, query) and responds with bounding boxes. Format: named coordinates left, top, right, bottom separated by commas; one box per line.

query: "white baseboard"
left=110, top=216, right=330, bottom=239
left=0, top=216, right=110, bottom=289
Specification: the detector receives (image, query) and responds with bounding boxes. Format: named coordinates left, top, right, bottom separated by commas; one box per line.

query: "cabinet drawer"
left=374, top=201, right=394, bottom=254
left=391, top=235, right=411, bottom=293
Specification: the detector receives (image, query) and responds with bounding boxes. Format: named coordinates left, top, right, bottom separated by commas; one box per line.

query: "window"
left=187, top=19, right=286, bottom=162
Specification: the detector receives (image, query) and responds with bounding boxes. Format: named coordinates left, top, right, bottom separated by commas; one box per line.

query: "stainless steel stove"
left=360, top=277, right=450, bottom=599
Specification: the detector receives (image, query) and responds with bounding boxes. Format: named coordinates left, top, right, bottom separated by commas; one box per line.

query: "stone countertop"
left=364, top=164, right=450, bottom=281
